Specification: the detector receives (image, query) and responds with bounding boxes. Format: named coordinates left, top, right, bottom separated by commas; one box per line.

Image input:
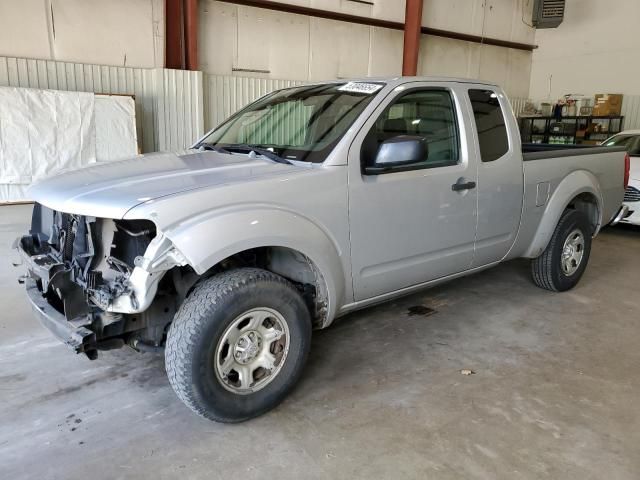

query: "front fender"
left=523, top=170, right=603, bottom=258
left=160, top=205, right=347, bottom=322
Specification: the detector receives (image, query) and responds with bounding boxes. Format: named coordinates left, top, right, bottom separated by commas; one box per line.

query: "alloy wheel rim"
left=561, top=229, right=585, bottom=276
left=214, top=307, right=290, bottom=394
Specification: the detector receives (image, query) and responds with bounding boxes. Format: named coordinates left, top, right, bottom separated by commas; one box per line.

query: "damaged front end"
left=16, top=203, right=187, bottom=359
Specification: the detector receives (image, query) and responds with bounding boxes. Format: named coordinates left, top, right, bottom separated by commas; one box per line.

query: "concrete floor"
left=1, top=204, right=639, bottom=480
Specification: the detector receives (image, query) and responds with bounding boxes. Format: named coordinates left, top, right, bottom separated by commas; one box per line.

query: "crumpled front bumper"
left=24, top=278, right=98, bottom=359
left=16, top=230, right=98, bottom=359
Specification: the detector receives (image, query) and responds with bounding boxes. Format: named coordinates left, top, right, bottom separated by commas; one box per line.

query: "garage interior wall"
left=0, top=0, right=165, bottom=69
left=201, top=0, right=535, bottom=99
left=529, top=0, right=640, bottom=100
left=0, top=0, right=535, bottom=98
left=528, top=0, right=640, bottom=129
left=0, top=0, right=537, bottom=148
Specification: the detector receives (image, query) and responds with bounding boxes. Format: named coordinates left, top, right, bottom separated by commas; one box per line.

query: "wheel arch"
left=202, top=245, right=332, bottom=328
left=523, top=170, right=602, bottom=259
left=163, top=208, right=347, bottom=328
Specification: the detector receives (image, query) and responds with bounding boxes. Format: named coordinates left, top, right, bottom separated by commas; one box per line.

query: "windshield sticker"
left=337, top=82, right=384, bottom=95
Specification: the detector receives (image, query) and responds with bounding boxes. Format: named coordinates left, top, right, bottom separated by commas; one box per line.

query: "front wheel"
left=531, top=209, right=593, bottom=292
left=165, top=268, right=312, bottom=422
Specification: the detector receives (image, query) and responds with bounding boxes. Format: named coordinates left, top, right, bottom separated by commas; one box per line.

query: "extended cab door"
left=348, top=84, right=479, bottom=301
left=466, top=87, right=524, bottom=266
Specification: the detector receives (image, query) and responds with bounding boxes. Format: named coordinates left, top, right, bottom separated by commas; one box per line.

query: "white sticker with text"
left=337, top=82, right=384, bottom=95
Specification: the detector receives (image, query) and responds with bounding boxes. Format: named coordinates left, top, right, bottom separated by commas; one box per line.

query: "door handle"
left=451, top=179, right=477, bottom=192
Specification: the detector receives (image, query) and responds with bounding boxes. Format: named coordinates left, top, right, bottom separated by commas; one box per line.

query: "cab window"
left=361, top=89, right=460, bottom=172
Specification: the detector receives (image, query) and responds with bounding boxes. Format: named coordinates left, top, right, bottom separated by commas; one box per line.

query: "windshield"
left=603, top=134, right=640, bottom=155
left=197, top=82, right=384, bottom=163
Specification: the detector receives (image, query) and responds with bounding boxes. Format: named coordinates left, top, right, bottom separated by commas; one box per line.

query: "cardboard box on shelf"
left=592, top=94, right=623, bottom=116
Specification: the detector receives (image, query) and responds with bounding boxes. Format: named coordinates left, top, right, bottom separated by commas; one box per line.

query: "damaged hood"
left=29, top=150, right=303, bottom=219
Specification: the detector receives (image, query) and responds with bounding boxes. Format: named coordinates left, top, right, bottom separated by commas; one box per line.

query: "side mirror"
left=364, top=135, right=428, bottom=174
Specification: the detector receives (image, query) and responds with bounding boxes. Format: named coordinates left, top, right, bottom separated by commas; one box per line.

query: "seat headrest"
left=383, top=118, right=408, bottom=135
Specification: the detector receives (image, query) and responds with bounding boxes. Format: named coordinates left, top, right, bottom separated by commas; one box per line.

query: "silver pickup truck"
left=16, top=77, right=630, bottom=422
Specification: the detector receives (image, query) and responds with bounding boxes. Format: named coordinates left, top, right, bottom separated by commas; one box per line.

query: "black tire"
left=531, top=209, right=592, bottom=292
left=165, top=268, right=312, bottom=422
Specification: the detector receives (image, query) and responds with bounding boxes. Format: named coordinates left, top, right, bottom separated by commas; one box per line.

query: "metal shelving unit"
left=519, top=115, right=624, bottom=145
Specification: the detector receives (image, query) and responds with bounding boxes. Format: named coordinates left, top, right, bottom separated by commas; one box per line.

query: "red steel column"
left=184, top=0, right=199, bottom=70
left=165, top=0, right=184, bottom=69
left=402, top=0, right=424, bottom=76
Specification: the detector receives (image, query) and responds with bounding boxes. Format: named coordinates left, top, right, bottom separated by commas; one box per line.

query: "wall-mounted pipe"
left=402, top=0, right=423, bottom=76
left=219, top=0, right=537, bottom=52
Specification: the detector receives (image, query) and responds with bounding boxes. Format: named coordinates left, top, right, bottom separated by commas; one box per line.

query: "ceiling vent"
left=532, top=0, right=565, bottom=28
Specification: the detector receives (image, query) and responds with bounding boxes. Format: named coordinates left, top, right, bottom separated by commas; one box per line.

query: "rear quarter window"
left=469, top=89, right=509, bottom=162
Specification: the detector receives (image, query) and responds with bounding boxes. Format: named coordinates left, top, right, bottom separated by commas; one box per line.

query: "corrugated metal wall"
left=508, top=97, right=530, bottom=118
left=204, top=75, right=305, bottom=131
left=0, top=56, right=203, bottom=152
left=156, top=69, right=204, bottom=151
left=621, top=96, right=640, bottom=131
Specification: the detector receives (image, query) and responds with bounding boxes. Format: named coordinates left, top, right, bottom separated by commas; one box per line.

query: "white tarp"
left=0, top=86, right=137, bottom=202
left=0, top=87, right=95, bottom=187
left=95, top=94, right=138, bottom=161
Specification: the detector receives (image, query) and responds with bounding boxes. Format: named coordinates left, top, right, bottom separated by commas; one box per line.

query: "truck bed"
left=508, top=144, right=627, bottom=259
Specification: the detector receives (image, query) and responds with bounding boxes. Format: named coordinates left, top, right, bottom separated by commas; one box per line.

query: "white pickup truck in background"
left=17, top=77, right=629, bottom=422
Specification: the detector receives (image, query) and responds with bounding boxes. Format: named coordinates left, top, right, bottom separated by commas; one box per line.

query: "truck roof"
left=306, top=76, right=501, bottom=89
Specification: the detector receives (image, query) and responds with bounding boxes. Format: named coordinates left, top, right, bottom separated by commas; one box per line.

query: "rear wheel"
left=531, top=209, right=592, bottom=292
left=165, top=268, right=311, bottom=422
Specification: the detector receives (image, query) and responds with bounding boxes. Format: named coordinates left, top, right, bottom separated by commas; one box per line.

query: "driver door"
left=348, top=85, right=479, bottom=301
